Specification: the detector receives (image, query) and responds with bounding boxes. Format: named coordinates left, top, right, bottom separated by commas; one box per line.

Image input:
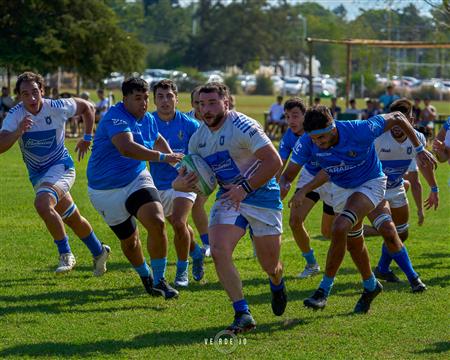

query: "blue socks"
left=190, top=243, right=203, bottom=260
left=319, top=275, right=334, bottom=296
left=363, top=273, right=377, bottom=291
left=81, top=231, right=103, bottom=257
left=233, top=299, right=249, bottom=314
left=302, top=249, right=317, bottom=265
left=134, top=261, right=151, bottom=278
left=150, top=258, right=167, bottom=285
left=54, top=236, right=71, bottom=255
left=391, top=246, right=418, bottom=282
left=269, top=278, right=285, bottom=292
left=176, top=259, right=189, bottom=274
left=377, top=243, right=393, bottom=274
left=200, top=233, right=209, bottom=246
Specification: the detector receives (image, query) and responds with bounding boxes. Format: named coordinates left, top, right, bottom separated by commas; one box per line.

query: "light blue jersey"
left=150, top=110, right=199, bottom=190
left=188, top=111, right=282, bottom=210
left=279, top=128, right=321, bottom=176
left=375, top=130, right=426, bottom=189
left=292, top=116, right=386, bottom=188
left=87, top=102, right=159, bottom=190
left=444, top=117, right=450, bottom=131
left=1, top=98, right=76, bottom=185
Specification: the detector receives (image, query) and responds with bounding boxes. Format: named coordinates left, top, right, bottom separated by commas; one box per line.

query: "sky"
left=176, top=0, right=436, bottom=20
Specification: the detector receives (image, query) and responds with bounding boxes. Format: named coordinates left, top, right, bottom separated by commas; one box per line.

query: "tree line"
left=1, top=0, right=449, bottom=88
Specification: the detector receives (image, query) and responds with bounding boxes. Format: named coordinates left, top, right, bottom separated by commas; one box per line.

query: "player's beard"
left=205, top=111, right=225, bottom=128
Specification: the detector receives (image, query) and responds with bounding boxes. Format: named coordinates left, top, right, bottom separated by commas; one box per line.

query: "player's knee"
left=34, top=197, right=53, bottom=217
left=332, top=218, right=351, bottom=238
left=378, top=222, right=398, bottom=243
left=122, top=233, right=140, bottom=252
left=171, top=218, right=188, bottom=234
left=145, top=214, right=166, bottom=233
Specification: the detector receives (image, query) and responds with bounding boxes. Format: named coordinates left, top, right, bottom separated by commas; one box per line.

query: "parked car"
left=283, top=77, right=304, bottom=95
left=103, top=72, right=124, bottom=89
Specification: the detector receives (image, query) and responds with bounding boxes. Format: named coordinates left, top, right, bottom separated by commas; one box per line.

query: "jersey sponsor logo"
left=325, top=160, right=364, bottom=174
left=249, top=128, right=258, bottom=138
left=316, top=152, right=332, bottom=157
left=380, top=148, right=391, bottom=153
left=199, top=142, right=206, bottom=148
left=112, top=118, right=128, bottom=126
left=24, top=135, right=56, bottom=149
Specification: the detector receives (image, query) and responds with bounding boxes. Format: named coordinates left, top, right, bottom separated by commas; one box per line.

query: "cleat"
left=354, top=280, right=383, bottom=314
left=152, top=278, right=179, bottom=299
left=303, top=288, right=327, bottom=310
left=93, top=244, right=111, bottom=277
left=297, top=263, right=321, bottom=279
left=410, top=277, right=427, bottom=293
left=55, top=252, right=76, bottom=274
left=271, top=283, right=288, bottom=316
left=226, top=312, right=256, bottom=334
left=174, top=269, right=189, bottom=288
left=192, top=254, right=205, bottom=282
left=202, top=245, right=211, bottom=257
left=140, top=275, right=154, bottom=295
left=374, top=267, right=400, bottom=283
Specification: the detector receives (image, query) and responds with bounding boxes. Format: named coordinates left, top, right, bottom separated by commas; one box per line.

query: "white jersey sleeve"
left=232, top=113, right=271, bottom=153
left=49, top=98, right=77, bottom=121
left=1, top=103, right=26, bottom=132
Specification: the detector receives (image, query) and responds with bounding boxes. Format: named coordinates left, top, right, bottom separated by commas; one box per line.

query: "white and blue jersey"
left=87, top=102, right=159, bottom=190
left=1, top=98, right=76, bottom=185
left=279, top=128, right=321, bottom=176
left=188, top=110, right=282, bottom=210
left=292, top=116, right=387, bottom=188
left=375, top=130, right=426, bottom=189
left=151, top=110, right=199, bottom=190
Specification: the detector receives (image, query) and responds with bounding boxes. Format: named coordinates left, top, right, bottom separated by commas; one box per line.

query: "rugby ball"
left=180, top=154, right=217, bottom=196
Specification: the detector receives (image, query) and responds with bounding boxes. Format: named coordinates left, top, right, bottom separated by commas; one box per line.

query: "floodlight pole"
left=307, top=38, right=313, bottom=106
left=346, top=43, right=352, bottom=109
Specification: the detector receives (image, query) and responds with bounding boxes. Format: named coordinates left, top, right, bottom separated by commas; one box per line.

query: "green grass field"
left=0, top=101, right=449, bottom=359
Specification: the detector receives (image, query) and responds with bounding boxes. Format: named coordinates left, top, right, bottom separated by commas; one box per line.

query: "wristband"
left=431, top=186, right=439, bottom=193
left=83, top=134, right=93, bottom=142
left=241, top=180, right=253, bottom=194
left=414, top=144, right=424, bottom=154
left=159, top=152, right=167, bottom=162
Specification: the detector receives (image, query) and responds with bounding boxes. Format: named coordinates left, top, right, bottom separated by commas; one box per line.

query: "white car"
left=283, top=77, right=304, bottom=95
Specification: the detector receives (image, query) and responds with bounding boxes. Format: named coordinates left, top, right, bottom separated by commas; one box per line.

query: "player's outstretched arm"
left=432, top=127, right=449, bottom=162
left=288, top=169, right=329, bottom=208
left=154, top=134, right=173, bottom=154
left=405, top=171, right=424, bottom=225
left=74, top=98, right=95, bottom=161
left=279, top=161, right=302, bottom=200
left=0, top=115, right=33, bottom=154
left=418, top=160, right=439, bottom=211
left=112, top=132, right=183, bottom=163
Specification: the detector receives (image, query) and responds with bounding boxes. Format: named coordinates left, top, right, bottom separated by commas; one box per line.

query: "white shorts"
left=445, top=130, right=450, bottom=147
left=407, top=158, right=418, bottom=173
left=34, top=164, right=75, bottom=196
left=159, top=189, right=197, bottom=217
left=209, top=201, right=282, bottom=237
left=331, top=176, right=387, bottom=214
left=296, top=168, right=333, bottom=205
left=385, top=184, right=408, bottom=208
left=88, top=169, right=156, bottom=226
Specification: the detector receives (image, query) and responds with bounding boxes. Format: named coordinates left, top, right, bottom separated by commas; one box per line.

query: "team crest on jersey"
left=199, top=142, right=206, bottom=148
left=407, top=146, right=412, bottom=155
left=112, top=118, right=128, bottom=126
left=45, top=116, right=52, bottom=125
left=347, top=150, right=357, bottom=157
left=178, top=130, right=184, bottom=141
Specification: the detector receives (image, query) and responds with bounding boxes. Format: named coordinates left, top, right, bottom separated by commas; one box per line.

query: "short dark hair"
left=15, top=71, right=45, bottom=95
left=389, top=98, right=412, bottom=116
left=303, top=106, right=333, bottom=133
left=122, top=77, right=149, bottom=96
left=190, top=85, right=201, bottom=103
left=277, top=95, right=283, bottom=101
left=198, top=82, right=229, bottom=99
left=284, top=97, right=306, bottom=113
left=153, top=79, right=177, bottom=98
left=350, top=98, right=356, bottom=104
left=314, top=96, right=320, bottom=102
